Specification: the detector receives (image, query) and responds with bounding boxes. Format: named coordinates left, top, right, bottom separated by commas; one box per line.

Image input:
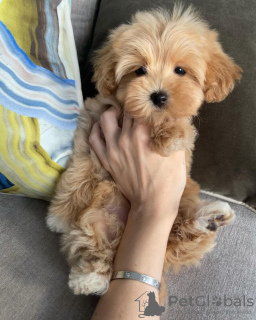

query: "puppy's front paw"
left=151, top=127, right=186, bottom=156
left=69, top=271, right=110, bottom=295
left=150, top=121, right=196, bottom=156
left=195, top=201, right=235, bottom=233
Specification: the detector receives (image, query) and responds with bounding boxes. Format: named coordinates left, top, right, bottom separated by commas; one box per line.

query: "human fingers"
left=132, top=119, right=151, bottom=147
left=121, top=112, right=134, bottom=134
left=89, top=121, right=110, bottom=171
left=99, top=106, right=121, bottom=150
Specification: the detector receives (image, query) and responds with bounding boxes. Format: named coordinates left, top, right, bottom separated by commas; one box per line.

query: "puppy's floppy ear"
left=92, top=25, right=129, bottom=97
left=204, top=32, right=242, bottom=103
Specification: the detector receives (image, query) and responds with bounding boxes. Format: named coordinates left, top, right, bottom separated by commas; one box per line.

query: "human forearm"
left=91, top=205, right=175, bottom=320
left=90, top=109, right=185, bottom=320
left=114, top=204, right=174, bottom=279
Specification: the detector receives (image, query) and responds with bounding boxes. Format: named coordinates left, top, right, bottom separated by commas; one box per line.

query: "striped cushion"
left=0, top=0, right=83, bottom=200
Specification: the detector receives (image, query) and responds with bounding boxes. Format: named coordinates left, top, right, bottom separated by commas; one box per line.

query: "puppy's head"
left=92, top=5, right=242, bottom=124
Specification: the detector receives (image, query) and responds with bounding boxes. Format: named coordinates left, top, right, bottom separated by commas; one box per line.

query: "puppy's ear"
left=204, top=32, right=242, bottom=103
left=92, top=25, right=129, bottom=97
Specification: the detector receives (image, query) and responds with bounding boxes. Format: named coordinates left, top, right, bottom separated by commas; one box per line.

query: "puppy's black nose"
left=150, top=91, right=168, bottom=108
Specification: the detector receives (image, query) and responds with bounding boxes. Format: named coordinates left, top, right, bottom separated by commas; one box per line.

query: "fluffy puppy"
left=47, top=5, right=242, bottom=297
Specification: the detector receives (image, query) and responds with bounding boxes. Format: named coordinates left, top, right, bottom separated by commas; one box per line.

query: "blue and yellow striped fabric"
left=0, top=0, right=83, bottom=200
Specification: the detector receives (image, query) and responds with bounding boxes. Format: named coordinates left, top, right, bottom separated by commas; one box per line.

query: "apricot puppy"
left=47, top=5, right=241, bottom=296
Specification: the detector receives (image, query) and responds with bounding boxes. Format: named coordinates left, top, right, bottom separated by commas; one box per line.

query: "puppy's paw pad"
left=69, top=271, right=109, bottom=296
left=195, top=201, right=235, bottom=233
left=206, top=220, right=218, bottom=231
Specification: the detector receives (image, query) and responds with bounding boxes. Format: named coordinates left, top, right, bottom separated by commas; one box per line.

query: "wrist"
left=129, top=201, right=178, bottom=230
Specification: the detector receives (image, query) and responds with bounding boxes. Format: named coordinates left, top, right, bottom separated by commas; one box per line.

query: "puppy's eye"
left=174, top=67, right=186, bottom=76
left=135, top=67, right=147, bottom=76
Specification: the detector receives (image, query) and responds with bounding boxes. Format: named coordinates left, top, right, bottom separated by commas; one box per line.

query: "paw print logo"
left=212, top=296, right=222, bottom=306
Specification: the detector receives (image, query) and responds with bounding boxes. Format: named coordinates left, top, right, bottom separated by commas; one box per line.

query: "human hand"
left=89, top=107, right=186, bottom=222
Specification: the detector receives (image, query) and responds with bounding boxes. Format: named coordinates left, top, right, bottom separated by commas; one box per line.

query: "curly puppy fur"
left=47, top=5, right=241, bottom=297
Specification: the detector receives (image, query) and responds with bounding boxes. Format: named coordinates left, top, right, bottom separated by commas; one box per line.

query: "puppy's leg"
left=46, top=155, right=99, bottom=233
left=47, top=103, right=108, bottom=233
left=62, top=180, right=126, bottom=295
left=63, top=218, right=121, bottom=295
left=164, top=177, right=235, bottom=272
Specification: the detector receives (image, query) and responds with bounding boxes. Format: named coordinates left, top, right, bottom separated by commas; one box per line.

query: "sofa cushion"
left=0, top=194, right=99, bottom=320
left=81, top=0, right=256, bottom=208
left=0, top=0, right=83, bottom=200
left=71, top=0, right=99, bottom=65
left=0, top=193, right=255, bottom=320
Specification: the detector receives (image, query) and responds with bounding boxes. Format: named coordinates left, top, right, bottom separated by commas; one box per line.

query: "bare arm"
left=89, top=107, right=186, bottom=320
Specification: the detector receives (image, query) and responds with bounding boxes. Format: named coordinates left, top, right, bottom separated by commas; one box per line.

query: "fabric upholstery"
left=0, top=193, right=255, bottom=319
left=81, top=0, right=256, bottom=208
left=0, top=0, right=83, bottom=200
left=0, top=194, right=99, bottom=320
left=71, top=0, right=100, bottom=65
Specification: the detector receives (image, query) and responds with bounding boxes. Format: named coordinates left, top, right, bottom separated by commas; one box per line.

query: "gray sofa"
left=1, top=1, right=256, bottom=319
left=1, top=193, right=256, bottom=320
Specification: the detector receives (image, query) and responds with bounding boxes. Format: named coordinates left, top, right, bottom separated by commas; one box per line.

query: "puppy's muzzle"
left=150, top=91, right=168, bottom=108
